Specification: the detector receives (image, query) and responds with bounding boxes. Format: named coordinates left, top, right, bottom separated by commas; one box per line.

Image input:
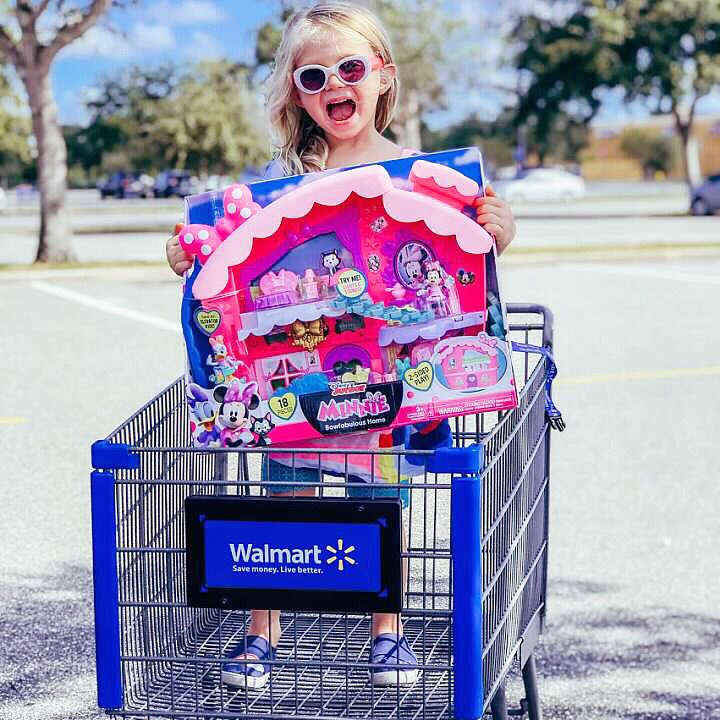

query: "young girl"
left=167, top=1, right=516, bottom=690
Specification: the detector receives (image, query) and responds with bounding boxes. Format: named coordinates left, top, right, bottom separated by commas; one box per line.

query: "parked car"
left=153, top=170, right=199, bottom=198
left=691, top=173, right=720, bottom=216
left=494, top=168, right=587, bottom=203
left=98, top=171, right=154, bottom=199
left=0, top=187, right=6, bottom=212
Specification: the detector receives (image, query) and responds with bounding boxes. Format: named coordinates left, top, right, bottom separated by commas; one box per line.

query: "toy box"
left=181, top=148, right=517, bottom=448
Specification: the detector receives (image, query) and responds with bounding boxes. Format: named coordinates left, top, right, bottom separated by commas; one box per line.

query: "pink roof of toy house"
left=192, top=161, right=493, bottom=300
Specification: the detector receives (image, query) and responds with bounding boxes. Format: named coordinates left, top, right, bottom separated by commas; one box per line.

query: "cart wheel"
left=522, top=654, right=542, bottom=720
left=490, top=683, right=509, bottom=720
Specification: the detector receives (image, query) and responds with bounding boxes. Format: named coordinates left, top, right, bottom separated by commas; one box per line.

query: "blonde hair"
left=266, top=2, right=399, bottom=175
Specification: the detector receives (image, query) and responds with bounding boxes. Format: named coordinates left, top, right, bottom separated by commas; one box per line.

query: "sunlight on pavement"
left=558, top=366, right=720, bottom=385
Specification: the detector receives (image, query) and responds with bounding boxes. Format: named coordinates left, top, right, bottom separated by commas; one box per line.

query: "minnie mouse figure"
left=397, top=244, right=426, bottom=289
left=214, top=380, right=260, bottom=448
left=417, top=260, right=455, bottom=318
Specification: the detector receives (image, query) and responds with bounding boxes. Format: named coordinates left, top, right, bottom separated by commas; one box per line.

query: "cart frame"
left=91, top=303, right=555, bottom=720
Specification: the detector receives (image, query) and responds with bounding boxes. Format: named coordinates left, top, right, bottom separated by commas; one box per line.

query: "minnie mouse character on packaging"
left=214, top=380, right=260, bottom=448
left=417, top=260, right=455, bottom=318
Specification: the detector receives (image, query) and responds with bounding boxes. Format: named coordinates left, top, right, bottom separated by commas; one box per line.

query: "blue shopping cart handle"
left=511, top=342, right=566, bottom=431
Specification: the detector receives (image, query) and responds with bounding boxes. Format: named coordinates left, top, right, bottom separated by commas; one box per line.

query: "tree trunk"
left=672, top=103, right=702, bottom=205
left=23, top=68, right=75, bottom=263
left=676, top=122, right=693, bottom=197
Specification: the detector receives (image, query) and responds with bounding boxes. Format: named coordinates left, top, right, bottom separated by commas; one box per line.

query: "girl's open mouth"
left=326, top=98, right=356, bottom=122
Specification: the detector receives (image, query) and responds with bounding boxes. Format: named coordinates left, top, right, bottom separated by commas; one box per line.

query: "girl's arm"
left=473, top=185, right=516, bottom=256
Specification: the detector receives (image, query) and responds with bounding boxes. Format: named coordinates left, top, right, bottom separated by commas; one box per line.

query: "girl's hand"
left=473, top=184, right=516, bottom=256
left=167, top=223, right=193, bottom=275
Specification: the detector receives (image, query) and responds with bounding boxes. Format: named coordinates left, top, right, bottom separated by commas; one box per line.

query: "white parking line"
left=30, top=280, right=181, bottom=334
left=561, top=262, right=720, bottom=285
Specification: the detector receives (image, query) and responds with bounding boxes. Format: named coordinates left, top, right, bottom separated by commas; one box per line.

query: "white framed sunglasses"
left=292, top=54, right=385, bottom=94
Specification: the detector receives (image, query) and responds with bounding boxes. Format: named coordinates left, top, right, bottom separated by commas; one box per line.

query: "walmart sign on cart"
left=185, top=497, right=402, bottom=612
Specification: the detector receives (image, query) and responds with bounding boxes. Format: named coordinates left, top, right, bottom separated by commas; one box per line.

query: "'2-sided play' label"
left=404, top=362, right=434, bottom=391
left=195, top=309, right=222, bottom=335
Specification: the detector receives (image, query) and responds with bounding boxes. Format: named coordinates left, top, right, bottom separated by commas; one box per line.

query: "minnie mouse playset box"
left=181, top=148, right=517, bottom=448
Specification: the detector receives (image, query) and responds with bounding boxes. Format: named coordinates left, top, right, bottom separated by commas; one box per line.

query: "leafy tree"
left=64, top=117, right=130, bottom=177
left=77, top=62, right=268, bottom=176
left=619, top=127, right=675, bottom=178
left=150, top=61, right=269, bottom=174
left=612, top=0, right=720, bottom=190
left=514, top=0, right=720, bottom=194
left=369, top=0, right=465, bottom=151
left=0, top=0, right=128, bottom=262
left=0, top=65, right=32, bottom=186
left=513, top=6, right=620, bottom=165
left=84, top=65, right=177, bottom=172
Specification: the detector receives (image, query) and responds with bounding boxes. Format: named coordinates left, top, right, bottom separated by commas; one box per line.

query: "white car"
left=495, top=168, right=586, bottom=203
left=0, top=187, right=6, bottom=212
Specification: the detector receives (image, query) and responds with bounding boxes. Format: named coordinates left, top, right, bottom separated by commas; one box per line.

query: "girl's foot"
left=369, top=633, right=419, bottom=686
left=221, top=635, right=277, bottom=689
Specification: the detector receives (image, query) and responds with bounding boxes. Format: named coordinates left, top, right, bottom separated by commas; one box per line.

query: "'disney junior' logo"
left=325, top=538, right=356, bottom=572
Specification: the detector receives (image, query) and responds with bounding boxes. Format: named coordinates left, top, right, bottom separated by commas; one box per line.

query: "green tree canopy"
left=514, top=0, right=720, bottom=190
left=78, top=62, right=268, bottom=176
left=84, top=65, right=178, bottom=172
left=151, top=61, right=269, bottom=174
left=369, top=0, right=465, bottom=150
left=0, top=65, right=32, bottom=185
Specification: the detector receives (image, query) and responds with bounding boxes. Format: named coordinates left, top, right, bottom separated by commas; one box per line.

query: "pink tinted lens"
left=338, top=58, right=367, bottom=84
left=299, top=67, right=326, bottom=92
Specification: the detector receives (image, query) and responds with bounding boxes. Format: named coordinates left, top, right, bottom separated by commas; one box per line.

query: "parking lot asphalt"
left=2, top=252, right=719, bottom=718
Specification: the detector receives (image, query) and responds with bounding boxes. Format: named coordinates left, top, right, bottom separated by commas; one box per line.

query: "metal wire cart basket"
left=90, top=303, right=560, bottom=720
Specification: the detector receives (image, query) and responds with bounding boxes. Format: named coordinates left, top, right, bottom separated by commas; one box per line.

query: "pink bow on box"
left=225, top=379, right=258, bottom=405
left=477, top=335, right=499, bottom=354
left=181, top=184, right=261, bottom=264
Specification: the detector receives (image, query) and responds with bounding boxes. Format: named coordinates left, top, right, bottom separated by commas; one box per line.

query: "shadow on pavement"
left=0, top=564, right=101, bottom=719
left=2, top=573, right=719, bottom=719
left=503, top=578, right=720, bottom=719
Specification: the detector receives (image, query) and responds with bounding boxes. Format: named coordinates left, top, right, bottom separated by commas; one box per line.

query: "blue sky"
left=52, top=0, right=277, bottom=124
left=49, top=0, right=720, bottom=128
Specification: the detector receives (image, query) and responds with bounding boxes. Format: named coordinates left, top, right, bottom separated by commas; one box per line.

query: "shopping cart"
left=91, top=303, right=561, bottom=720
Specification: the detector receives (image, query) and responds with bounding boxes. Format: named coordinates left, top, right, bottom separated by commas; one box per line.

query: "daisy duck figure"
left=416, top=260, right=456, bottom=318
left=207, top=335, right=248, bottom=385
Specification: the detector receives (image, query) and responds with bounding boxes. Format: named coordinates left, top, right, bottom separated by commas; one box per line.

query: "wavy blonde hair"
left=266, top=2, right=399, bottom=175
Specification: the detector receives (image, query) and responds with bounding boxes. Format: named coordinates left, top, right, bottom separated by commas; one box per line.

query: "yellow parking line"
left=557, top=367, right=720, bottom=386
left=0, top=416, right=27, bottom=425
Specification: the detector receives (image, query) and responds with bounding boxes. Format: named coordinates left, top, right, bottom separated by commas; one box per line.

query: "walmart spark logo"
left=325, top=538, right=356, bottom=571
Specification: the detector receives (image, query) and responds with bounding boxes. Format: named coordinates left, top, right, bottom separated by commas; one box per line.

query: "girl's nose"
left=326, top=72, right=344, bottom=89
